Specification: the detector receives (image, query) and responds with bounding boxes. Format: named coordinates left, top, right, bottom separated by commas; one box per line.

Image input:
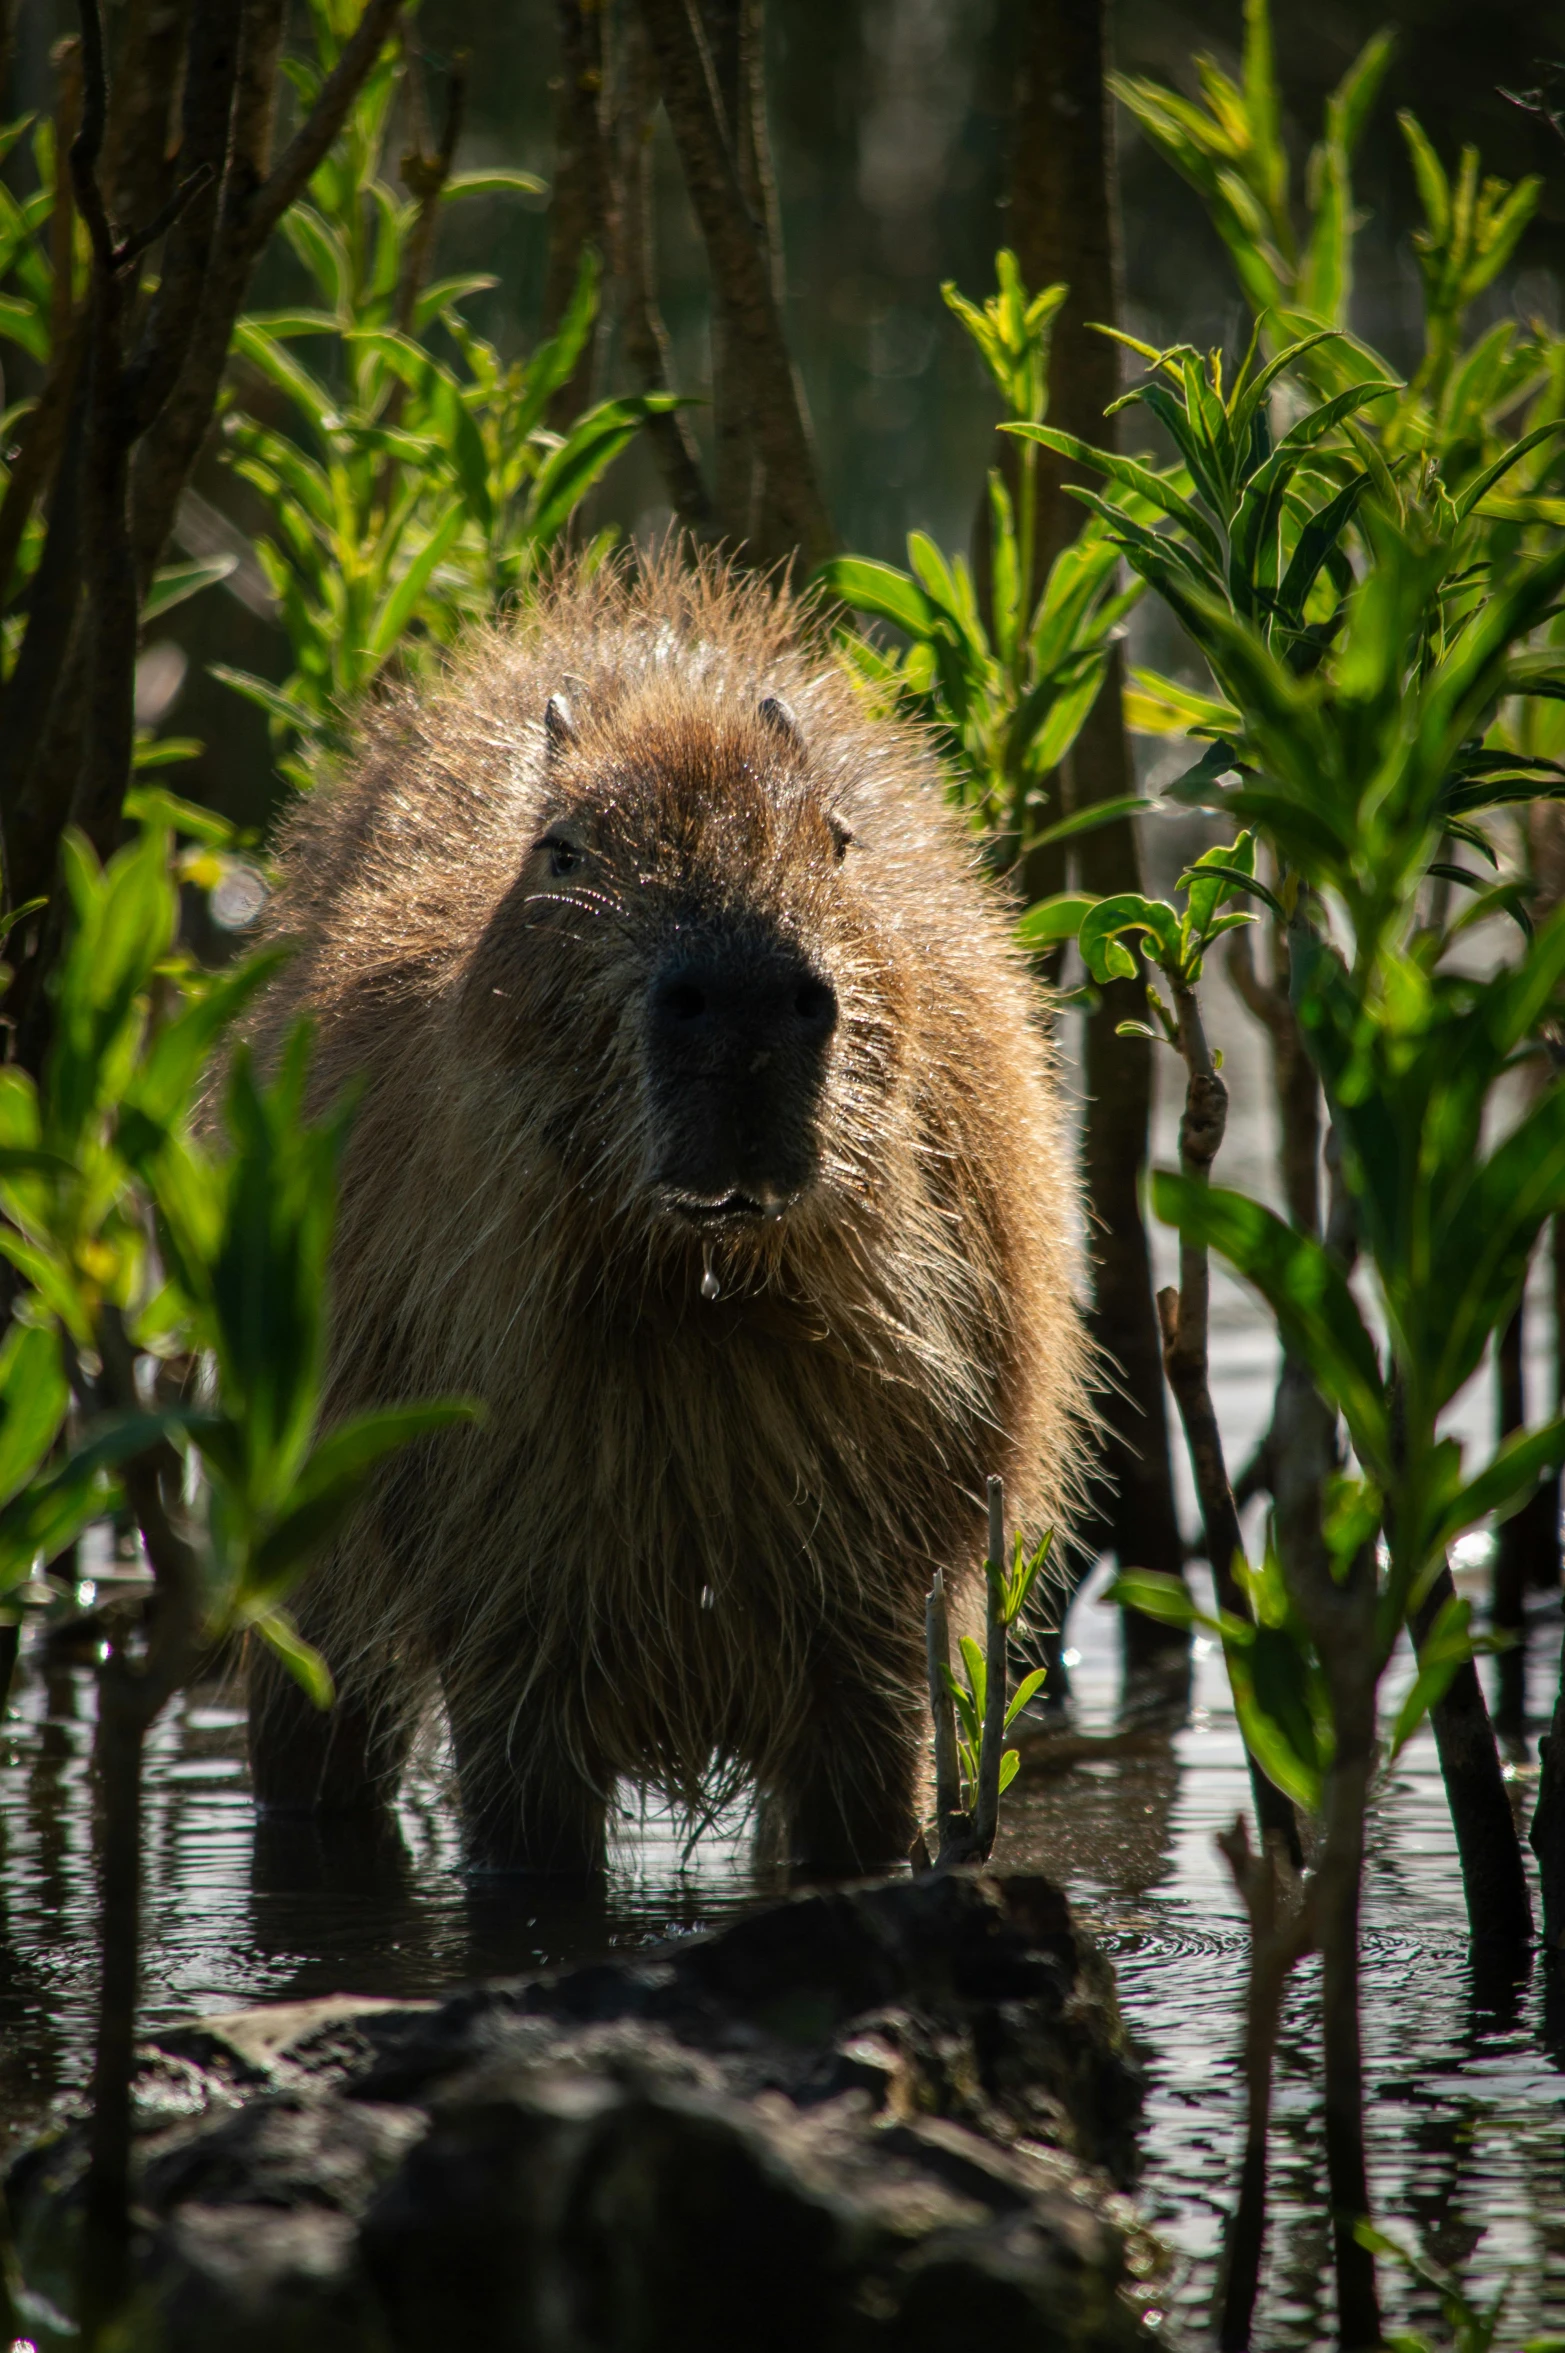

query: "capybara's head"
left=456, top=668, right=910, bottom=1274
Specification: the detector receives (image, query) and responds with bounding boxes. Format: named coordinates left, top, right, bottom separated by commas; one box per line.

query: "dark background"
left=6, top=0, right=1564, bottom=829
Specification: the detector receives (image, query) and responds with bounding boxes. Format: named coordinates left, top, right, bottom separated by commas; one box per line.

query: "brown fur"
left=245, top=553, right=1086, bottom=1874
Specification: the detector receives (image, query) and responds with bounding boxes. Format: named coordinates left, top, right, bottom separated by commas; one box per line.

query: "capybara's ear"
left=544, top=693, right=577, bottom=759
left=757, top=693, right=804, bottom=754
left=827, top=813, right=854, bottom=862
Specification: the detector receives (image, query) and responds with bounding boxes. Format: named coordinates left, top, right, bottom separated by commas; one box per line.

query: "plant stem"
left=78, top=1658, right=149, bottom=2347
left=973, top=1476, right=1007, bottom=1856
left=1161, top=976, right=1301, bottom=1863
left=1214, top=1815, right=1313, bottom=2350
left=1270, top=1347, right=1381, bottom=2349
left=1315, top=1699, right=1381, bottom=2353
left=925, top=1569, right=963, bottom=1854
left=1415, top=1558, right=1534, bottom=1956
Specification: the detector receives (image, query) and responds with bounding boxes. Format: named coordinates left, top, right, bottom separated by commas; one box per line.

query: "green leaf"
left=525, top=394, right=680, bottom=548
left=363, top=499, right=467, bottom=669
left=1388, top=1592, right=1473, bottom=1759
left=1004, top=424, right=1225, bottom=567
left=239, top=1400, right=478, bottom=1602
left=1454, top=420, right=1565, bottom=522
left=815, top=556, right=937, bottom=640
left=1154, top=1173, right=1389, bottom=1469
left=958, top=1632, right=987, bottom=1726
left=143, top=555, right=239, bottom=623
left=248, top=1605, right=334, bottom=1707
left=123, top=786, right=240, bottom=848
left=440, top=168, right=546, bottom=200
left=0, top=1322, right=69, bottom=1508
left=1003, top=1667, right=1048, bottom=1732
left=1431, top=1417, right=1565, bottom=1556
left=1029, top=795, right=1158, bottom=850
left=1014, top=893, right=1097, bottom=952
left=1104, top=1569, right=1198, bottom=1628
left=209, top=665, right=320, bottom=736
left=1078, top=893, right=1181, bottom=982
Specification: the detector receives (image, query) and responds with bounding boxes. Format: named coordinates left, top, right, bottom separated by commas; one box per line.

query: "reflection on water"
left=3, top=1563, right=1563, bottom=2348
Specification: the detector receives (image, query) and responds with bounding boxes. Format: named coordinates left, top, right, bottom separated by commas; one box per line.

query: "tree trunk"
left=610, top=6, right=714, bottom=531
left=541, top=0, right=613, bottom=428
left=1007, top=0, right=1187, bottom=1668
left=637, top=0, right=832, bottom=571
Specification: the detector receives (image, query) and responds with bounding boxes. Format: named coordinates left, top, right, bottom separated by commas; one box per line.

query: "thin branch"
left=392, top=41, right=467, bottom=335
left=68, top=0, right=115, bottom=274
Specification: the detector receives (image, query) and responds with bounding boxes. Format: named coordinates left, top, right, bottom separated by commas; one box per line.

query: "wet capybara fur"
left=245, top=556, right=1086, bottom=1875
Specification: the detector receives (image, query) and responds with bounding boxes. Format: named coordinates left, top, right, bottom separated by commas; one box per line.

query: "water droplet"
left=700, top=1243, right=720, bottom=1303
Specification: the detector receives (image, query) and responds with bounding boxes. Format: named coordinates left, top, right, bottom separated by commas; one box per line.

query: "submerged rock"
left=9, top=1871, right=1172, bottom=2350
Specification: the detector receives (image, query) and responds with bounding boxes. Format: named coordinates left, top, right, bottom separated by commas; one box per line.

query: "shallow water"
left=4, top=970, right=1565, bottom=2346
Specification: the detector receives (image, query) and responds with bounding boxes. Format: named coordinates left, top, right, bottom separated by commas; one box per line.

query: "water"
left=4, top=963, right=1565, bottom=2345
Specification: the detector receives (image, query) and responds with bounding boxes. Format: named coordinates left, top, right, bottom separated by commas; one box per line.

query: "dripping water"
left=701, top=1242, right=720, bottom=1302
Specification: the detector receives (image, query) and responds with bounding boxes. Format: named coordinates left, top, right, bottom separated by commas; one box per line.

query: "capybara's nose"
left=646, top=940, right=837, bottom=1207
left=648, top=952, right=837, bottom=1064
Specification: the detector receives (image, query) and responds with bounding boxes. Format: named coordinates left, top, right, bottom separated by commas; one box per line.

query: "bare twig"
left=393, top=37, right=467, bottom=336
left=637, top=0, right=832, bottom=567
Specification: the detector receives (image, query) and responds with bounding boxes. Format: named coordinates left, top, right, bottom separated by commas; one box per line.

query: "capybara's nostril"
left=793, top=977, right=837, bottom=1038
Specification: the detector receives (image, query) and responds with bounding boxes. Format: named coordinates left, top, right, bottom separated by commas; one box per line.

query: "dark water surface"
left=3, top=1545, right=1562, bottom=2349
left=4, top=983, right=1565, bottom=2346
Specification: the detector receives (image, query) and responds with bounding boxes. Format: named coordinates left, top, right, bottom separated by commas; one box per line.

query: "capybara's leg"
left=246, top=1622, right=409, bottom=1819
left=780, top=1690, right=923, bottom=1877
left=441, top=1683, right=610, bottom=1875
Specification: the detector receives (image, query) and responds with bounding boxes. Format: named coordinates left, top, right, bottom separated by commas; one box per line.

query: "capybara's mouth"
left=663, top=1188, right=790, bottom=1227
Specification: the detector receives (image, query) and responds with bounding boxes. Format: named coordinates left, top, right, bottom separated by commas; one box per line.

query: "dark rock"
left=8, top=1871, right=1170, bottom=2349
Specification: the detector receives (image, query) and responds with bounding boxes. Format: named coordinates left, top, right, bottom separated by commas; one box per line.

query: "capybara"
left=245, top=555, right=1085, bottom=1874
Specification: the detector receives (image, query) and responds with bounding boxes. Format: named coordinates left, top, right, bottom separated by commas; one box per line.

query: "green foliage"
left=1110, top=0, right=1394, bottom=328
left=0, top=112, right=235, bottom=674
left=1010, top=324, right=1398, bottom=674
left=941, top=1529, right=1053, bottom=1810
left=1085, top=33, right=1565, bottom=1852
left=817, top=252, right=1145, bottom=848
left=1362, top=2217, right=1565, bottom=2352
left=212, top=7, right=679, bottom=785
left=0, top=820, right=473, bottom=1690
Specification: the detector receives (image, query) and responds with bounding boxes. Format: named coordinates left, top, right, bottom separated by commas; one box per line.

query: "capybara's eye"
left=543, top=837, right=580, bottom=877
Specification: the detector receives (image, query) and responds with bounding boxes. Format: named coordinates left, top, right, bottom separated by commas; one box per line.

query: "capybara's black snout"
left=647, top=934, right=837, bottom=1210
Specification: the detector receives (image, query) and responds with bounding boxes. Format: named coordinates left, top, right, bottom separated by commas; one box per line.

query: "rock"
left=8, top=1872, right=1171, bottom=2349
